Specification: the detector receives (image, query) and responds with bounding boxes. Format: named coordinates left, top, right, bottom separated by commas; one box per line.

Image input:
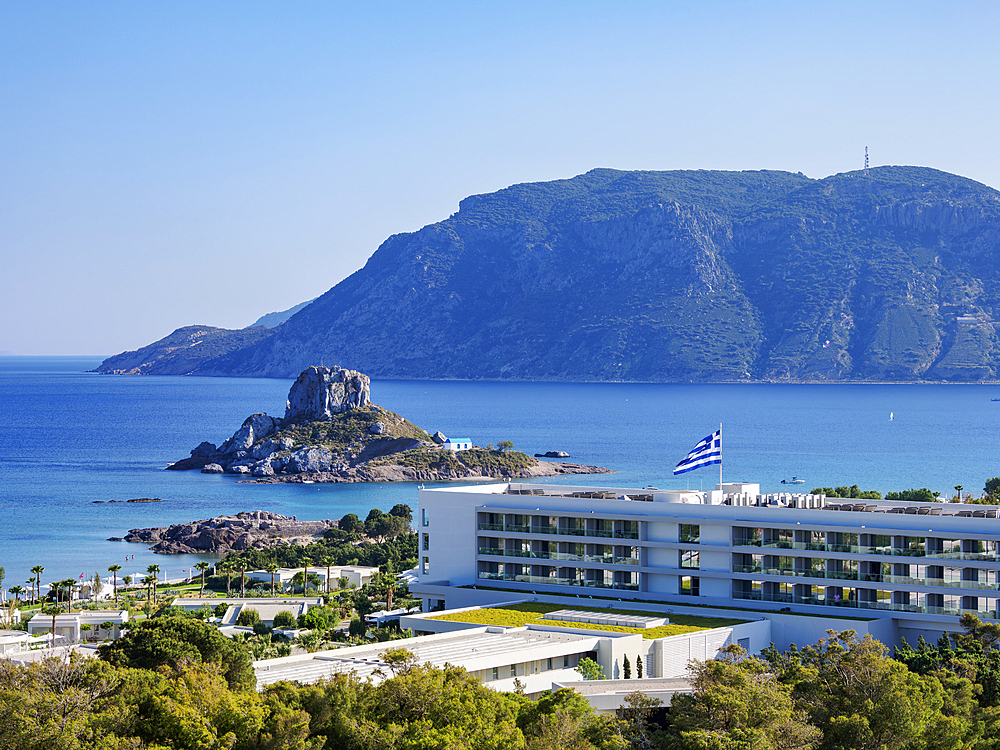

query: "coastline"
left=239, top=460, right=613, bottom=484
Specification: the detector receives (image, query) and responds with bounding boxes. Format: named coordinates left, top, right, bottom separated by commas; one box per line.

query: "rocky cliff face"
left=99, top=166, right=1000, bottom=382
left=284, top=366, right=370, bottom=421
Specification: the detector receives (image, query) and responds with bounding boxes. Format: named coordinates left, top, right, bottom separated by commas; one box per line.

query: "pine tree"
left=636, top=654, right=643, bottom=678
left=623, top=654, right=631, bottom=679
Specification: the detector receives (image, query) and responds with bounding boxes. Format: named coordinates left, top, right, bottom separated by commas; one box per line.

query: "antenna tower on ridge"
left=864, top=146, right=870, bottom=179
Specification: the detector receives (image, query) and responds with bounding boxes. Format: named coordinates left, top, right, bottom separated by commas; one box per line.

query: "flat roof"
left=255, top=627, right=598, bottom=687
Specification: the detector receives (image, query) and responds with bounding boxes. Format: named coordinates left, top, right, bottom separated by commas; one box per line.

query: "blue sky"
left=3, top=1, right=998, bottom=355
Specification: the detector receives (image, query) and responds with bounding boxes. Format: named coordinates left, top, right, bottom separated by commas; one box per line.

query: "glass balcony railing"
left=477, top=522, right=635, bottom=539
left=477, top=572, right=638, bottom=590
left=731, top=590, right=999, bottom=619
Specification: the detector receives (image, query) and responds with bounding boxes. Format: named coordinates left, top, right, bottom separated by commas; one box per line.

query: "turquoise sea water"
left=2, top=356, right=999, bottom=591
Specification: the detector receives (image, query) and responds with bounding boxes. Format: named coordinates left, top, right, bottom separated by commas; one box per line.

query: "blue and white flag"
left=673, top=430, right=722, bottom=475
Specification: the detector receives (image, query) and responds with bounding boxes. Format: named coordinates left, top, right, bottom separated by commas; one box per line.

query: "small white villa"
left=26, top=610, right=129, bottom=643
left=246, top=565, right=377, bottom=590
left=172, top=597, right=322, bottom=627
left=443, top=438, right=473, bottom=451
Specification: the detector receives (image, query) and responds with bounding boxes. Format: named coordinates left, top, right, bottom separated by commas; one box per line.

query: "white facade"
left=414, top=481, right=1000, bottom=641
left=443, top=438, right=473, bottom=451
left=246, top=565, right=377, bottom=589
left=26, top=610, right=128, bottom=643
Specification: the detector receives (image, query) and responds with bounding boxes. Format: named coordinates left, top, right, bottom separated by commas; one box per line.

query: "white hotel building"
left=413, top=481, right=1000, bottom=640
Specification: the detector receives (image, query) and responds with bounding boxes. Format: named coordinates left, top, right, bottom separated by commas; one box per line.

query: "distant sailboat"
left=889, top=412, right=894, bottom=421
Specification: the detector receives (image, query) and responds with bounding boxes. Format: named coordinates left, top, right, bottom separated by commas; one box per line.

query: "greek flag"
left=673, top=430, right=722, bottom=475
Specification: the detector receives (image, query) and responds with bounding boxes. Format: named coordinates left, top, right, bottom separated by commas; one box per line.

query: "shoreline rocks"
left=243, top=460, right=613, bottom=484
left=123, top=510, right=335, bottom=554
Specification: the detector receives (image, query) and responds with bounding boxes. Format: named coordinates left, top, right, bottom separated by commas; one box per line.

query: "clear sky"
left=3, top=1, right=998, bottom=356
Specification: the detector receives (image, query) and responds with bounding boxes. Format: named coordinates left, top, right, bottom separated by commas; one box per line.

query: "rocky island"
left=169, top=365, right=610, bottom=483
left=124, top=510, right=333, bottom=554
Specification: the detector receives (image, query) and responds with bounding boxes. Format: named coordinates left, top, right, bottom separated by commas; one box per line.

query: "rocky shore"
left=123, top=510, right=334, bottom=554
left=243, top=459, right=612, bottom=484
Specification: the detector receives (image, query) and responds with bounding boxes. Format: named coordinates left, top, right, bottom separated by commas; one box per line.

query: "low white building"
left=246, top=565, right=377, bottom=590
left=255, top=605, right=769, bottom=697
left=443, top=438, right=473, bottom=451
left=26, top=610, right=128, bottom=643
left=173, top=597, right=323, bottom=627
left=0, top=629, right=39, bottom=655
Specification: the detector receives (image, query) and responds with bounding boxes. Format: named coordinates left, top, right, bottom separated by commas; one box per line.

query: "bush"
left=348, top=615, right=365, bottom=637
left=272, top=611, right=297, bottom=629
left=237, top=608, right=261, bottom=627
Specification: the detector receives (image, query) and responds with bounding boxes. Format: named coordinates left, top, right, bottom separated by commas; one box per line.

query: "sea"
left=2, top=355, right=999, bottom=593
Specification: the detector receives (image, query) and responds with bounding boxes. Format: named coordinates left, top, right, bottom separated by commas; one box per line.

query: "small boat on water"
left=781, top=476, right=805, bottom=484
left=992, top=398, right=1000, bottom=402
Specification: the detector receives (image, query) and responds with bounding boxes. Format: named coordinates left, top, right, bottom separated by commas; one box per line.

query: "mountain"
left=98, top=166, right=1000, bottom=382
left=94, top=325, right=275, bottom=375
left=251, top=298, right=316, bottom=328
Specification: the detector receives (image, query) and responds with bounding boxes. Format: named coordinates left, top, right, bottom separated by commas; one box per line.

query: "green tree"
left=497, top=440, right=515, bottom=452
left=389, top=503, right=413, bottom=523
left=218, top=559, right=233, bottom=596
left=339, top=512, right=364, bottom=534
left=322, top=663, right=525, bottom=749
left=666, top=646, right=820, bottom=750
left=237, top=608, right=261, bottom=627
left=99, top=615, right=256, bottom=691
left=575, top=658, right=604, bottom=681
left=623, top=654, right=631, bottom=679
left=636, top=654, right=643, bottom=679
left=763, top=631, right=942, bottom=750
left=985, top=477, right=1000, bottom=500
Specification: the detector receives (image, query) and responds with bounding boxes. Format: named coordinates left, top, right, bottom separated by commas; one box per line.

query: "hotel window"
left=422, top=509, right=429, bottom=527
left=680, top=524, right=700, bottom=543
left=681, top=576, right=700, bottom=596
left=510, top=664, right=517, bottom=678
left=680, top=550, right=700, bottom=569
left=492, top=667, right=499, bottom=680
left=422, top=557, right=429, bottom=575
left=422, top=534, right=429, bottom=551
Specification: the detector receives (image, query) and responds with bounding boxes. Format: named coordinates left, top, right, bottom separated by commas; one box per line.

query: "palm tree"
left=955, top=485, right=964, bottom=502
left=8, top=585, right=25, bottom=607
left=41, top=604, right=61, bottom=644
left=265, top=562, right=279, bottom=596
left=195, top=561, right=210, bottom=597
left=146, top=564, right=160, bottom=601
left=141, top=575, right=155, bottom=606
left=218, top=560, right=233, bottom=596
left=30, top=565, right=44, bottom=604
left=320, top=556, right=335, bottom=595
left=108, top=564, right=122, bottom=605
left=239, top=561, right=247, bottom=598
left=58, top=578, right=77, bottom=610
left=301, top=557, right=312, bottom=595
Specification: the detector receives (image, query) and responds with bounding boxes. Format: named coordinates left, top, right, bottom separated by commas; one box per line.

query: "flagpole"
left=719, top=422, right=723, bottom=489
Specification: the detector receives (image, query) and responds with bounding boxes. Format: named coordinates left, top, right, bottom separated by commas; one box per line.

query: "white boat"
left=781, top=476, right=805, bottom=484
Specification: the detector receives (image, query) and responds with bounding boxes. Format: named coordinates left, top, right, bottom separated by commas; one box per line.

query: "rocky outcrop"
left=247, top=460, right=613, bottom=484
left=169, top=365, right=610, bottom=481
left=284, top=366, right=370, bottom=421
left=123, top=510, right=335, bottom=554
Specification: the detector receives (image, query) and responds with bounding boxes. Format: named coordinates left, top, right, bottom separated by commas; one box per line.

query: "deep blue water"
left=2, top=356, right=999, bottom=591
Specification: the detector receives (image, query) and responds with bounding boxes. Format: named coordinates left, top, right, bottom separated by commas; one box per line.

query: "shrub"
left=272, top=611, right=297, bottom=629
left=236, top=608, right=261, bottom=627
